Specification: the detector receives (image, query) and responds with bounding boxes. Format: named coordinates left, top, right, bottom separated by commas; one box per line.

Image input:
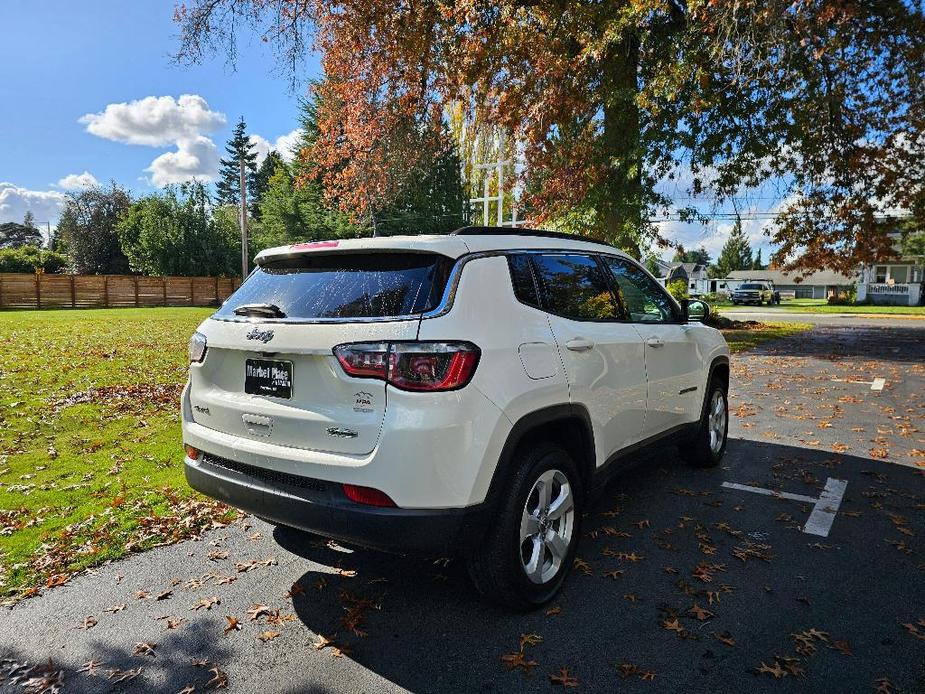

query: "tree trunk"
left=599, top=34, right=643, bottom=258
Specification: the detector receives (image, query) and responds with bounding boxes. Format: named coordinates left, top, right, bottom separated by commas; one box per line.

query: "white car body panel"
left=183, top=232, right=729, bottom=515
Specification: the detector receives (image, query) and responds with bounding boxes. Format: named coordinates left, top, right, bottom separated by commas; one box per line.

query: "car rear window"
left=214, top=252, right=454, bottom=321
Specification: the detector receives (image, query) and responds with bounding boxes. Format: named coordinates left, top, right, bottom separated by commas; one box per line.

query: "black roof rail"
left=450, top=226, right=618, bottom=248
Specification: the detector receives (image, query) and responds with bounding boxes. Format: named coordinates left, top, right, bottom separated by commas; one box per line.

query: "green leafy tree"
left=714, top=219, right=753, bottom=278
left=118, top=182, right=239, bottom=276
left=376, top=135, right=469, bottom=235
left=0, top=222, right=42, bottom=249
left=250, top=150, right=285, bottom=219
left=672, top=245, right=711, bottom=266
left=252, top=161, right=358, bottom=254
left=215, top=117, right=259, bottom=206
left=666, top=278, right=689, bottom=301
left=57, top=183, right=132, bottom=274
left=0, top=246, right=67, bottom=273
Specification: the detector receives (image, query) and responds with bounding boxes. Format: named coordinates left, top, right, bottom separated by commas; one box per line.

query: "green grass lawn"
left=720, top=321, right=813, bottom=353
left=0, top=307, right=234, bottom=600
left=0, top=306, right=811, bottom=601
left=722, top=298, right=925, bottom=315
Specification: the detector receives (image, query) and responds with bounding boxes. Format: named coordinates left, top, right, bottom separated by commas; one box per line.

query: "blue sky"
left=0, top=0, right=316, bottom=229
left=0, top=0, right=776, bottom=262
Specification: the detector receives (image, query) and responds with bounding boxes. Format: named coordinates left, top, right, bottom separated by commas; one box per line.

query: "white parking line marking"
left=721, top=477, right=848, bottom=538
left=802, top=478, right=848, bottom=537
left=870, top=377, right=885, bottom=391
left=721, top=482, right=817, bottom=504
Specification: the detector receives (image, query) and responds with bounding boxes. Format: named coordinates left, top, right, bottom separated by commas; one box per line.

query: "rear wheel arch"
left=484, top=405, right=596, bottom=512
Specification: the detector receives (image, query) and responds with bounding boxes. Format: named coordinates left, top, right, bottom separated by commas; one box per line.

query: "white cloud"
left=146, top=136, right=221, bottom=187
left=56, top=171, right=99, bottom=191
left=79, top=94, right=226, bottom=147
left=248, top=134, right=272, bottom=165
left=0, top=182, right=66, bottom=226
left=274, top=129, right=301, bottom=163
left=249, top=129, right=301, bottom=165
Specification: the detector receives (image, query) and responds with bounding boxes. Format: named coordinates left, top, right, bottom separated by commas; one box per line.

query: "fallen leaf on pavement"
left=247, top=604, right=273, bottom=621
left=133, top=642, right=157, bottom=658
left=549, top=667, right=579, bottom=688
left=191, top=597, right=220, bottom=611
left=501, top=651, right=538, bottom=673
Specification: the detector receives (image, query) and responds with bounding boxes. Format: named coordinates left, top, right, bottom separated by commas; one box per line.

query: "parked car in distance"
left=732, top=281, right=778, bottom=305
left=182, top=227, right=730, bottom=609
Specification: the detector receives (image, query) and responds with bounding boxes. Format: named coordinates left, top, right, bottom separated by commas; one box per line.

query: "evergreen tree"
left=215, top=117, right=259, bottom=206
left=23, top=211, right=36, bottom=230
left=250, top=150, right=284, bottom=219
left=715, top=219, right=753, bottom=278
left=752, top=248, right=765, bottom=270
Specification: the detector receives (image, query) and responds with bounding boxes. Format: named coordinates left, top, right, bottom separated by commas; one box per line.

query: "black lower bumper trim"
left=185, top=456, right=486, bottom=556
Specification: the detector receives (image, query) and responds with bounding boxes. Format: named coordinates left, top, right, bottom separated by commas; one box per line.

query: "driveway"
left=3, top=322, right=924, bottom=693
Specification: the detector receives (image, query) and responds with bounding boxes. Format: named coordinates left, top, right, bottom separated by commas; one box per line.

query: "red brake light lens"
left=342, top=484, right=396, bottom=507
left=333, top=342, right=480, bottom=392
left=333, top=342, right=390, bottom=379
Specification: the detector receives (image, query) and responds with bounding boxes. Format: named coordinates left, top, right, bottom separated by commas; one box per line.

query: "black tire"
left=466, top=442, right=583, bottom=610
left=679, top=379, right=728, bottom=468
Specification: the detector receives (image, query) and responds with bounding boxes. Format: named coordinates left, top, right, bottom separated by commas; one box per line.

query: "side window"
left=507, top=254, right=541, bottom=309
left=603, top=257, right=678, bottom=323
left=531, top=254, right=619, bottom=321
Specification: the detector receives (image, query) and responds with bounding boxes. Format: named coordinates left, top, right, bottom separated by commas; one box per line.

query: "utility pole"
left=239, top=157, right=248, bottom=279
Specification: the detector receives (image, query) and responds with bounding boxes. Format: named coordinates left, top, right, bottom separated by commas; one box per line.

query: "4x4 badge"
left=246, top=328, right=275, bottom=343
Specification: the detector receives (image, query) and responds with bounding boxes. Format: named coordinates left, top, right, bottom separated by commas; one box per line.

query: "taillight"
left=333, top=342, right=480, bottom=392
left=342, top=483, right=396, bottom=507
left=333, top=342, right=390, bottom=379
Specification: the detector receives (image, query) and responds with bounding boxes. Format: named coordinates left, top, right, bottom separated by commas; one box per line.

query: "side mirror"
left=681, top=298, right=710, bottom=322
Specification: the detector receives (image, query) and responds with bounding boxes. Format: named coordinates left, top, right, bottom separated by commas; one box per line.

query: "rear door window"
left=531, top=254, right=620, bottom=321
left=215, top=252, right=454, bottom=320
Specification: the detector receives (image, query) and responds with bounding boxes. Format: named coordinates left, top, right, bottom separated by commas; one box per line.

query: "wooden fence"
left=0, top=273, right=242, bottom=310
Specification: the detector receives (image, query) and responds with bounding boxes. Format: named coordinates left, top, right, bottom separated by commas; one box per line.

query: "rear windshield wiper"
left=233, top=303, right=287, bottom=318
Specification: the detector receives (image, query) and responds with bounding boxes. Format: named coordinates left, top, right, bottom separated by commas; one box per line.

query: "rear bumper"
left=184, top=453, right=486, bottom=556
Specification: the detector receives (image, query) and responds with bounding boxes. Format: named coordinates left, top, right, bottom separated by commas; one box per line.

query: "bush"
left=666, top=278, right=689, bottom=301
left=827, top=283, right=857, bottom=305
left=0, top=246, right=68, bottom=273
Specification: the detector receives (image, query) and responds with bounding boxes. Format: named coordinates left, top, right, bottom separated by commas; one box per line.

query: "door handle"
left=565, top=338, right=594, bottom=352
left=646, top=337, right=665, bottom=348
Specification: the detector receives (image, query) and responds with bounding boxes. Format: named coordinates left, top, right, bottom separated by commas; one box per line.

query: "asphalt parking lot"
left=2, top=320, right=924, bottom=693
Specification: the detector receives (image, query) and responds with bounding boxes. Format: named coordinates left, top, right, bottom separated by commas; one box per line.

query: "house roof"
left=726, top=269, right=855, bottom=286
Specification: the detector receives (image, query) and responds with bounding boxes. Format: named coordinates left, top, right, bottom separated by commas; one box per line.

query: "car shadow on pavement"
left=1, top=619, right=236, bottom=694
left=274, top=439, right=925, bottom=694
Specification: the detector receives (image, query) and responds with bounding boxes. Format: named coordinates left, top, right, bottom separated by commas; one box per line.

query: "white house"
left=856, top=257, right=923, bottom=306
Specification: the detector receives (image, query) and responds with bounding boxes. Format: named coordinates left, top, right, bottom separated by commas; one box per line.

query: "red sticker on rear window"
left=290, top=240, right=340, bottom=250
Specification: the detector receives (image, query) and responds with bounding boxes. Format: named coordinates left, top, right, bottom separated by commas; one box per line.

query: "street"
left=2, top=318, right=924, bottom=693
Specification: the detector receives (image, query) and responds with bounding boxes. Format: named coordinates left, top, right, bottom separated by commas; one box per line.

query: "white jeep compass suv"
left=182, top=227, right=729, bottom=609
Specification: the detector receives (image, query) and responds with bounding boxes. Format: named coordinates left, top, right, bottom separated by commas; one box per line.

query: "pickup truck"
left=731, top=281, right=779, bottom=305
